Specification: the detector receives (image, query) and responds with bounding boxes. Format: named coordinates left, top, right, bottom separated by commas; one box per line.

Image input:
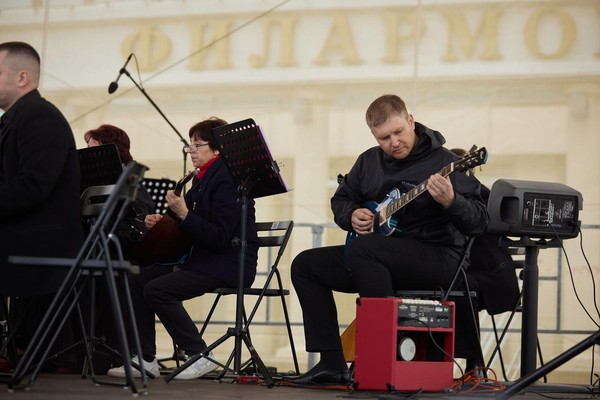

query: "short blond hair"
left=365, top=94, right=408, bottom=129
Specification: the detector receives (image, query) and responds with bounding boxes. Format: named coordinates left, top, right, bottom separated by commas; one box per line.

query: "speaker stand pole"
left=521, top=245, right=539, bottom=377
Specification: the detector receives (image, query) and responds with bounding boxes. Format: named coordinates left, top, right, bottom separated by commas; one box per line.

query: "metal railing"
left=169, top=222, right=599, bottom=374
left=186, top=222, right=599, bottom=328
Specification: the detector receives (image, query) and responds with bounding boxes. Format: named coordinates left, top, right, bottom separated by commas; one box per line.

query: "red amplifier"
left=354, top=297, right=455, bottom=392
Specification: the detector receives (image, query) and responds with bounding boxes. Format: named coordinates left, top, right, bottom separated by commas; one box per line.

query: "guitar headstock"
left=454, top=146, right=487, bottom=172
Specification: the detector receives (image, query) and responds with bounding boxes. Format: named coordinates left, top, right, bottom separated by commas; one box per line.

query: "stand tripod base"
left=238, top=329, right=274, bottom=387
left=497, top=330, right=600, bottom=399
left=163, top=327, right=274, bottom=387
left=504, top=382, right=597, bottom=395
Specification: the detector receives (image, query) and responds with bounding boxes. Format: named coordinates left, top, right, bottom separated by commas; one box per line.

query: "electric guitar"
left=350, top=146, right=488, bottom=239
left=132, top=168, right=198, bottom=265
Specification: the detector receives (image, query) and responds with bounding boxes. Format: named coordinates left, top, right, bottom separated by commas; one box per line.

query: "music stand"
left=4, top=162, right=150, bottom=394
left=78, top=143, right=130, bottom=375
left=77, top=143, right=124, bottom=192
left=141, top=178, right=177, bottom=214
left=164, top=119, right=288, bottom=386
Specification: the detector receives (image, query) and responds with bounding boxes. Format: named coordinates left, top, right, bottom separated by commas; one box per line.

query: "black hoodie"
left=332, top=121, right=489, bottom=260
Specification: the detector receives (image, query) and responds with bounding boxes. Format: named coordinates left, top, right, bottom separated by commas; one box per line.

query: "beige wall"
left=1, top=0, right=598, bottom=383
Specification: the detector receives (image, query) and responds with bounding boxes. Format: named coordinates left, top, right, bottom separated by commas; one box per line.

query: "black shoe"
left=284, top=362, right=350, bottom=386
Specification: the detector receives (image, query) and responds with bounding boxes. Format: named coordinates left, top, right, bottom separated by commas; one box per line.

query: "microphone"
left=107, top=53, right=133, bottom=94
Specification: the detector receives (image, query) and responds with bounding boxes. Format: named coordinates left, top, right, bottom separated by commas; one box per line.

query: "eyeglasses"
left=183, top=143, right=210, bottom=152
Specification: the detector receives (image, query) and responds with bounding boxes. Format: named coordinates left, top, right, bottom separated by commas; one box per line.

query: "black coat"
left=468, top=232, right=520, bottom=314
left=0, top=90, right=84, bottom=296
left=468, top=184, right=520, bottom=314
left=333, top=122, right=489, bottom=259
left=178, top=157, right=258, bottom=287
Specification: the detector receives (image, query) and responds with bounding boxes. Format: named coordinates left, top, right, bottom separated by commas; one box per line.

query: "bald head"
left=0, top=41, right=41, bottom=111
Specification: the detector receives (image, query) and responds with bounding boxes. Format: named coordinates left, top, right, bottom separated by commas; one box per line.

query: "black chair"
left=3, top=162, right=150, bottom=394
left=197, top=220, right=299, bottom=376
left=394, top=237, right=486, bottom=375
left=486, top=246, right=546, bottom=382
left=0, top=184, right=114, bottom=361
left=0, top=297, right=16, bottom=373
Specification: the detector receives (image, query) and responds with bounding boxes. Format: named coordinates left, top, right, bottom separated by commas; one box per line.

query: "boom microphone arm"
left=110, top=64, right=189, bottom=175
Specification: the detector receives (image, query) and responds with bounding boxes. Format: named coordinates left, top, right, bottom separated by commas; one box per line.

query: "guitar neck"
left=160, top=169, right=198, bottom=217
left=174, top=182, right=185, bottom=197
left=174, top=168, right=198, bottom=196
left=371, top=146, right=486, bottom=230
left=380, top=162, right=455, bottom=220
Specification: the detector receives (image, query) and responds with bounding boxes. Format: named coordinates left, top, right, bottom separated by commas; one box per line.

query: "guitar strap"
left=343, top=232, right=357, bottom=273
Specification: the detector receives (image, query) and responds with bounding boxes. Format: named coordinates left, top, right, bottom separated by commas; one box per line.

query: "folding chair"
left=198, top=220, right=299, bottom=376
left=394, top=237, right=486, bottom=374
left=486, top=245, right=545, bottom=381
left=3, top=162, right=150, bottom=394
left=0, top=297, right=15, bottom=372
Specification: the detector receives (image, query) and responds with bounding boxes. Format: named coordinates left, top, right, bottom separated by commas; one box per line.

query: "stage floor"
left=1, top=372, right=598, bottom=400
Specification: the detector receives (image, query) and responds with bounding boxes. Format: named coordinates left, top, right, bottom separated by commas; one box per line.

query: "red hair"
left=84, top=124, right=133, bottom=163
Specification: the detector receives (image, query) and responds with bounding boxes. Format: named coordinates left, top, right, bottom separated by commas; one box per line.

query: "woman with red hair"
left=82, top=124, right=156, bottom=373
left=84, top=124, right=133, bottom=164
left=83, top=123, right=155, bottom=255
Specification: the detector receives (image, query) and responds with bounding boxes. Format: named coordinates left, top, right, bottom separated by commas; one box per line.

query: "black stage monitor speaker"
left=487, top=179, right=582, bottom=239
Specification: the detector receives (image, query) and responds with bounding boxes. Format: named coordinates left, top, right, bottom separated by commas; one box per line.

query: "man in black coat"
left=0, top=41, right=83, bottom=291
left=0, top=41, right=84, bottom=369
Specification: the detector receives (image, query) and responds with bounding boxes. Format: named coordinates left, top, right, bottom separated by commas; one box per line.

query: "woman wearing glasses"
left=108, top=117, right=259, bottom=381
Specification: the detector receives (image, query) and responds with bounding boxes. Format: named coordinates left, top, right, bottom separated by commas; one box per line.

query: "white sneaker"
left=107, top=355, right=160, bottom=378
left=173, top=351, right=218, bottom=380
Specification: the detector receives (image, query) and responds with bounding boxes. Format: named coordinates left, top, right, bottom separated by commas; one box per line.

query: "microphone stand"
left=119, top=68, right=189, bottom=176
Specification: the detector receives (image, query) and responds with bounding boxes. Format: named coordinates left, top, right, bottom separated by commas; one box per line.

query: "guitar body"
left=131, top=169, right=197, bottom=266
left=365, top=187, right=402, bottom=237
left=131, top=210, right=193, bottom=266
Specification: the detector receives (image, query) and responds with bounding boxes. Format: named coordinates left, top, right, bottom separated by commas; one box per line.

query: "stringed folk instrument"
left=132, top=169, right=197, bottom=266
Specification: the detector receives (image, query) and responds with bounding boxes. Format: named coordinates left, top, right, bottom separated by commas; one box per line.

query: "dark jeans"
left=291, top=235, right=481, bottom=359
left=129, top=265, right=227, bottom=357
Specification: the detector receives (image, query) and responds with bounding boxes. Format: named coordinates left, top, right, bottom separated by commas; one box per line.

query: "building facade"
left=1, top=0, right=598, bottom=383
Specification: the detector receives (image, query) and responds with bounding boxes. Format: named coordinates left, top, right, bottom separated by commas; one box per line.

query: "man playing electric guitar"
left=286, top=94, right=489, bottom=386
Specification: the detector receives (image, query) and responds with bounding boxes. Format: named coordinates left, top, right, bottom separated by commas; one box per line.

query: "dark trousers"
left=291, top=235, right=481, bottom=360
left=129, top=265, right=227, bottom=357
left=9, top=295, right=79, bottom=370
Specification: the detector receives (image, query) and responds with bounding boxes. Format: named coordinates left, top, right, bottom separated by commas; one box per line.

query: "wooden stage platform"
left=1, top=371, right=598, bottom=400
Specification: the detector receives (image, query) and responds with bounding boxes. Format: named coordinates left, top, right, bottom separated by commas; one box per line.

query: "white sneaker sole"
left=172, top=361, right=218, bottom=380
left=107, top=366, right=159, bottom=378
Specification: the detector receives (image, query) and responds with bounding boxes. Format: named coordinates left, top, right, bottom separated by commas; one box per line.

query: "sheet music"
left=211, top=118, right=291, bottom=199
left=258, top=125, right=291, bottom=193
left=77, top=143, right=123, bottom=192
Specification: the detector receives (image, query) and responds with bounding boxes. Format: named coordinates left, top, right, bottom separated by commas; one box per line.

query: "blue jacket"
left=178, top=157, right=258, bottom=287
